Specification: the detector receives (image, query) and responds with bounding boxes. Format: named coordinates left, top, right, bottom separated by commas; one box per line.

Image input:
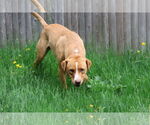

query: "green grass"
left=0, top=44, right=149, bottom=112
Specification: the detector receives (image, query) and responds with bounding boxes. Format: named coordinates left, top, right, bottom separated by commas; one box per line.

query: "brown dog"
left=32, top=12, right=92, bottom=88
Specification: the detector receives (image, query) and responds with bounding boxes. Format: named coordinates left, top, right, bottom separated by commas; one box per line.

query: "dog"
left=31, top=3, right=92, bottom=89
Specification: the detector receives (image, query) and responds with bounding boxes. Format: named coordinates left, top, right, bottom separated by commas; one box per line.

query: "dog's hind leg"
left=34, top=34, right=49, bottom=67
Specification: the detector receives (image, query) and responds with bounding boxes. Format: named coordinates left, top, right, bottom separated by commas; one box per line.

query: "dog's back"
left=43, top=24, right=86, bottom=60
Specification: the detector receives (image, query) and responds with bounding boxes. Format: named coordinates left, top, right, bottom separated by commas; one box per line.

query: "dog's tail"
left=32, top=12, right=48, bottom=28
left=31, top=0, right=46, bottom=12
left=31, top=0, right=47, bottom=28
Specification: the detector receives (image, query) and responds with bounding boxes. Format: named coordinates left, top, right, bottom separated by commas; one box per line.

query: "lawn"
left=0, top=44, right=149, bottom=112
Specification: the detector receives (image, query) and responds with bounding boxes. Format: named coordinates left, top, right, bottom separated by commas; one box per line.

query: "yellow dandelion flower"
left=16, top=64, right=20, bottom=67
left=97, top=118, right=101, bottom=121
left=141, top=42, right=146, bottom=46
left=89, top=115, right=94, bottom=119
left=89, top=104, right=94, bottom=108
left=65, top=120, right=69, bottom=123
left=137, top=50, right=140, bottom=53
left=19, top=65, right=23, bottom=68
left=25, top=48, right=31, bottom=51
left=65, top=109, right=69, bottom=112
left=16, top=64, right=23, bottom=68
left=13, top=61, right=17, bottom=64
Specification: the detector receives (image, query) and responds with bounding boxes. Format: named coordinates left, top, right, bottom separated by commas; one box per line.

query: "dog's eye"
left=69, top=69, right=75, bottom=74
left=80, top=68, right=85, bottom=73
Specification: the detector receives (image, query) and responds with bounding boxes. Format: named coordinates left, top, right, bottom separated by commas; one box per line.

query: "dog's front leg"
left=59, top=64, right=68, bottom=89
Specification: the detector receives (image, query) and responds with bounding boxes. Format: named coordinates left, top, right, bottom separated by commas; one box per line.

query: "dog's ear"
left=86, top=58, right=92, bottom=70
left=61, top=60, right=68, bottom=71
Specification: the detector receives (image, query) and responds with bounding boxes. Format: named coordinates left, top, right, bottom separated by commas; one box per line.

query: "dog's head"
left=61, top=56, right=92, bottom=87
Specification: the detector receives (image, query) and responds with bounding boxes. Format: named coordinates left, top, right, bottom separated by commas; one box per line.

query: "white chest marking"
left=74, top=49, right=79, bottom=54
left=74, top=62, right=80, bottom=81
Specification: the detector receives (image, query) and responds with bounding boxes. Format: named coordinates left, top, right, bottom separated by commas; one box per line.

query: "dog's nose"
left=75, top=81, right=81, bottom=87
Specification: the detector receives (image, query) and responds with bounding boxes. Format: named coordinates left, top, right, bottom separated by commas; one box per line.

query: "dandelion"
left=97, top=118, right=101, bottom=121
left=141, top=42, right=146, bottom=46
left=16, top=64, right=23, bottom=68
left=25, top=48, right=31, bottom=51
left=89, top=104, right=94, bottom=108
left=65, top=109, right=69, bottom=112
left=89, top=115, right=94, bottom=119
left=13, top=61, right=17, bottom=64
left=64, top=120, right=69, bottom=123
left=137, top=50, right=140, bottom=53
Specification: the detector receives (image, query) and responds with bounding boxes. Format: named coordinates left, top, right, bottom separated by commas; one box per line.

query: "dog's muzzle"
left=74, top=81, right=81, bottom=87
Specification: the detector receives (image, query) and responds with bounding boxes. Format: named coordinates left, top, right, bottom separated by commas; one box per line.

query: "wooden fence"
left=1, top=12, right=150, bottom=52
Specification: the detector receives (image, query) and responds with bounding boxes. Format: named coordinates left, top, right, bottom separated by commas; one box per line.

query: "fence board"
left=5, top=0, right=13, bottom=45
left=5, top=13, right=13, bottom=43
left=85, top=13, right=92, bottom=43
left=108, top=13, right=117, bottom=51
left=64, top=0, right=68, bottom=27
left=18, top=13, right=26, bottom=47
left=116, top=13, right=124, bottom=53
left=56, top=0, right=64, bottom=25
left=18, top=0, right=26, bottom=47
left=0, top=13, right=6, bottom=47
left=51, top=0, right=57, bottom=23
left=64, top=12, right=68, bottom=27
left=78, top=0, right=85, bottom=42
left=71, top=0, right=78, bottom=33
left=92, top=13, right=99, bottom=49
left=45, top=0, right=52, bottom=24
left=102, top=13, right=109, bottom=50
left=12, top=0, right=19, bottom=45
left=84, top=0, right=92, bottom=43
left=138, top=13, right=146, bottom=49
left=146, top=0, right=150, bottom=49
left=92, top=0, right=101, bottom=49
left=123, top=0, right=131, bottom=50
left=12, top=13, right=19, bottom=43
left=26, top=0, right=33, bottom=44
left=0, top=0, right=6, bottom=47
left=131, top=13, right=138, bottom=50
left=31, top=0, right=40, bottom=41
left=146, top=13, right=150, bottom=49
left=49, top=0, right=55, bottom=23
left=101, top=0, right=109, bottom=50
left=116, top=0, right=124, bottom=53
left=138, top=0, right=146, bottom=50
left=98, top=13, right=103, bottom=46
left=123, top=13, right=131, bottom=50
left=108, top=0, right=117, bottom=51
left=65, top=0, right=72, bottom=29
left=131, top=0, right=138, bottom=50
